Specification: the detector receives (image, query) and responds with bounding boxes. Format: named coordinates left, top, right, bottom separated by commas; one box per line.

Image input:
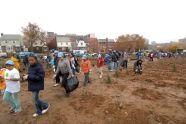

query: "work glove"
left=67, top=73, right=74, bottom=79
left=23, top=75, right=28, bottom=80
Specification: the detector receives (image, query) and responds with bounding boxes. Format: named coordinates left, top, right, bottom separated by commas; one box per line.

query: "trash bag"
left=134, top=66, right=142, bottom=74
left=75, top=65, right=80, bottom=73
left=120, top=60, right=124, bottom=67
left=66, top=76, right=79, bottom=92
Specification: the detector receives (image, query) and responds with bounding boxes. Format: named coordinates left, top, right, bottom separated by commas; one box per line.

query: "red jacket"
left=97, top=57, right=104, bottom=68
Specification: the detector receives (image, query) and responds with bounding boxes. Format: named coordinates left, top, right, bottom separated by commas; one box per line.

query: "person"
left=133, top=59, right=143, bottom=74
left=3, top=60, right=21, bottom=115
left=55, top=52, right=74, bottom=96
left=104, top=53, right=112, bottom=71
left=0, top=65, right=6, bottom=95
left=108, top=51, right=114, bottom=71
left=81, top=55, right=91, bottom=86
left=23, top=55, right=29, bottom=69
left=115, top=51, right=120, bottom=69
left=53, top=50, right=59, bottom=73
left=11, top=54, right=21, bottom=71
left=97, top=54, right=104, bottom=78
left=49, top=53, right=55, bottom=72
left=149, top=52, right=154, bottom=61
left=111, top=51, right=118, bottom=71
left=123, top=52, right=129, bottom=69
left=136, top=51, right=142, bottom=60
left=22, top=55, right=50, bottom=117
left=69, top=53, right=78, bottom=75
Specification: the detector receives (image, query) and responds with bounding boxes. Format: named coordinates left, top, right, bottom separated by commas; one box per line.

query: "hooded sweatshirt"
left=56, top=58, right=72, bottom=74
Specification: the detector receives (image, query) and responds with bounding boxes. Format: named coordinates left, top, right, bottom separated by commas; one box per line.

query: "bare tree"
left=22, top=23, right=46, bottom=52
left=38, top=31, right=47, bottom=53
left=115, top=34, right=148, bottom=52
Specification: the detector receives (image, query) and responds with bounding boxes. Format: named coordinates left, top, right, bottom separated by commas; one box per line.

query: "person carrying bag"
left=55, top=52, right=74, bottom=97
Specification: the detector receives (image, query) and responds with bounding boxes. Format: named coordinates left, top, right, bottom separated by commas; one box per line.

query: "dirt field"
left=0, top=57, right=186, bottom=124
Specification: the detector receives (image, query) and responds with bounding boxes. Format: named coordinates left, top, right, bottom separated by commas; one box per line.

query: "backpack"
left=112, top=54, right=118, bottom=62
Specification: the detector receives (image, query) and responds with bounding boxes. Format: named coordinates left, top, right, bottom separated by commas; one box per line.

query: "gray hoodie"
left=56, top=58, right=72, bottom=74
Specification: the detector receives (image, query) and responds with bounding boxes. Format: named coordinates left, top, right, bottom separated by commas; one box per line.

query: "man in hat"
left=3, top=60, right=21, bottom=115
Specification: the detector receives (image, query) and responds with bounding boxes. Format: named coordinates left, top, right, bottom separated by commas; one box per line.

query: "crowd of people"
left=0, top=49, right=178, bottom=118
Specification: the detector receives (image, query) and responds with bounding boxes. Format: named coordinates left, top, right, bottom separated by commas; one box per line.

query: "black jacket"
left=28, top=63, right=45, bottom=91
left=134, top=60, right=143, bottom=67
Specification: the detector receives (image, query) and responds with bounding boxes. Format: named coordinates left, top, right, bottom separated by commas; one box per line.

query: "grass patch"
left=126, top=69, right=129, bottom=75
left=104, top=74, right=112, bottom=84
left=114, top=70, right=119, bottom=78
left=172, top=63, right=177, bottom=72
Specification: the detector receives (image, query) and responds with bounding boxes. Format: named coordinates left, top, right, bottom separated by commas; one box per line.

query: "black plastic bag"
left=75, top=66, right=80, bottom=73
left=66, top=76, right=79, bottom=92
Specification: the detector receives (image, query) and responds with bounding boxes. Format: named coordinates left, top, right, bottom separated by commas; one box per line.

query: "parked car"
left=73, top=50, right=87, bottom=57
left=16, top=52, right=34, bottom=59
left=0, top=52, right=8, bottom=58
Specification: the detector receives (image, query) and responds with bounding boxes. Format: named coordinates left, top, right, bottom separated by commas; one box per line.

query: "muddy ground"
left=0, top=57, right=186, bottom=124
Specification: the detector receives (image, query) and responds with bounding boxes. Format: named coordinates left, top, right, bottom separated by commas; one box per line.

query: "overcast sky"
left=0, top=0, right=186, bottom=43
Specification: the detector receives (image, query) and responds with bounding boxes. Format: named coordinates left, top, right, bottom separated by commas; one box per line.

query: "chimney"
left=1, top=33, right=3, bottom=37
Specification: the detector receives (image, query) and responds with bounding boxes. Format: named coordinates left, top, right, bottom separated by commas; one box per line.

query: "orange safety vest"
left=0, top=68, right=6, bottom=90
left=81, top=60, right=91, bottom=73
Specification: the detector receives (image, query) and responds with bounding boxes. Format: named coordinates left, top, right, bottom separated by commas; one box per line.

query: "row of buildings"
left=0, top=32, right=116, bottom=53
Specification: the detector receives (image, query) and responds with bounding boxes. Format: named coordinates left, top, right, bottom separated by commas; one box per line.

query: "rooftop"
left=0, top=34, right=22, bottom=41
left=98, top=39, right=115, bottom=43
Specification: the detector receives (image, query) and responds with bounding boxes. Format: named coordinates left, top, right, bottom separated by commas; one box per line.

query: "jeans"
left=106, top=63, right=111, bottom=70
left=109, top=62, right=114, bottom=71
left=114, top=61, right=119, bottom=70
left=84, top=72, right=89, bottom=86
left=56, top=71, right=62, bottom=84
left=32, top=91, right=48, bottom=114
left=124, top=60, right=128, bottom=69
left=3, top=91, right=21, bottom=112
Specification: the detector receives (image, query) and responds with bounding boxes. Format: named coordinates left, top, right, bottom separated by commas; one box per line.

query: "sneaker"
left=11, top=110, right=21, bottom=116
left=42, top=104, right=50, bottom=114
left=10, top=111, right=17, bottom=116
left=53, top=84, right=59, bottom=87
left=33, top=113, right=39, bottom=118
left=8, top=109, right=15, bottom=114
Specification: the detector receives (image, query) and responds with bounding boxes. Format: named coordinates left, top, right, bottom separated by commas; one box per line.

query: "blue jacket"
left=54, top=56, right=59, bottom=66
left=28, top=63, right=45, bottom=91
left=104, top=54, right=111, bottom=64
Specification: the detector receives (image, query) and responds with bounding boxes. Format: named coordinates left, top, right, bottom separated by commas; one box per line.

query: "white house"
left=77, top=40, right=87, bottom=50
left=0, top=34, right=23, bottom=52
left=56, top=35, right=72, bottom=51
left=33, top=40, right=45, bottom=47
left=32, top=40, right=48, bottom=52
